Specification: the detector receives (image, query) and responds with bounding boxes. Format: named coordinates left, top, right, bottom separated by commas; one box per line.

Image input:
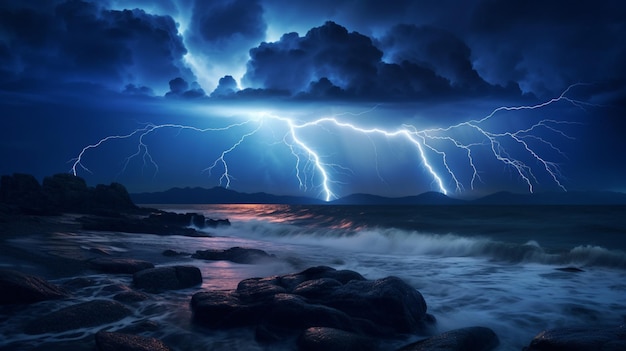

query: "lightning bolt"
left=70, top=84, right=591, bottom=201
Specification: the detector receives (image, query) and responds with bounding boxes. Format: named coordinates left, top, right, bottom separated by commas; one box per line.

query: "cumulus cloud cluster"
left=0, top=0, right=624, bottom=103
left=0, top=0, right=194, bottom=94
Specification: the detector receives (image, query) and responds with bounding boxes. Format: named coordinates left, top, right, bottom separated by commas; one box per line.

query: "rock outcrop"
left=89, top=258, right=155, bottom=274
left=523, top=325, right=626, bottom=351
left=0, top=269, right=69, bottom=304
left=191, top=266, right=434, bottom=339
left=297, top=327, right=379, bottom=351
left=133, top=265, right=202, bottom=292
left=192, top=246, right=277, bottom=264
left=95, top=331, right=172, bottom=351
left=24, top=299, right=131, bottom=334
left=0, top=173, right=137, bottom=214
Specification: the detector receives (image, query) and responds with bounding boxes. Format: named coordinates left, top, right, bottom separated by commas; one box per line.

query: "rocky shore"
left=1, top=173, right=624, bottom=350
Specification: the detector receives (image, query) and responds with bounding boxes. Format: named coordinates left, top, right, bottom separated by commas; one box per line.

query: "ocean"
left=3, top=204, right=626, bottom=350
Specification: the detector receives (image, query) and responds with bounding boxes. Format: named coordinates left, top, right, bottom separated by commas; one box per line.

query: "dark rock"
left=24, top=299, right=131, bottom=334
left=237, top=277, right=287, bottom=302
left=312, top=276, right=429, bottom=334
left=162, top=249, right=190, bottom=257
left=95, top=331, right=172, bottom=351
left=191, top=266, right=432, bottom=337
left=0, top=269, right=69, bottom=304
left=118, top=320, right=161, bottom=334
left=192, top=246, right=277, bottom=264
left=192, top=289, right=270, bottom=328
left=42, top=173, right=91, bottom=209
left=0, top=173, right=137, bottom=214
left=523, top=325, right=626, bottom=351
left=0, top=173, right=48, bottom=213
left=298, top=327, right=379, bottom=351
left=92, top=182, right=136, bottom=211
left=292, top=278, right=343, bottom=298
left=114, top=290, right=150, bottom=303
left=267, top=293, right=357, bottom=331
left=90, top=258, right=155, bottom=274
left=398, top=326, right=499, bottom=351
left=133, top=265, right=202, bottom=292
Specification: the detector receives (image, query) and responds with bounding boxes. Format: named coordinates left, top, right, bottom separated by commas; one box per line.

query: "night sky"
left=1, top=0, right=625, bottom=200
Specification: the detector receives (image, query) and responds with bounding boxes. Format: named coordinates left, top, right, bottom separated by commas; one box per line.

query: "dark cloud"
left=379, top=25, right=489, bottom=92
left=244, top=22, right=381, bottom=93
left=122, top=83, right=154, bottom=96
left=467, top=0, right=626, bottom=96
left=0, top=0, right=192, bottom=94
left=191, top=0, right=265, bottom=45
left=184, top=0, right=267, bottom=90
left=165, top=77, right=205, bottom=98
left=240, top=21, right=519, bottom=101
left=211, top=75, right=238, bottom=97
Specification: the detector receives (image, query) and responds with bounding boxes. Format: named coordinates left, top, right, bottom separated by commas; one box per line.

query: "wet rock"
left=523, top=325, right=626, bottom=351
left=191, top=266, right=432, bottom=337
left=398, top=326, right=499, bottom=351
left=133, top=265, right=202, bottom=292
left=90, top=258, right=155, bottom=274
left=162, top=249, right=190, bottom=257
left=0, top=269, right=69, bottom=304
left=0, top=173, right=49, bottom=214
left=24, top=299, right=131, bottom=334
left=315, top=276, right=429, bottom=334
left=118, top=320, right=161, bottom=334
left=192, top=246, right=277, bottom=264
left=298, top=327, right=379, bottom=351
left=95, top=331, right=172, bottom=351
left=0, top=173, right=136, bottom=214
left=114, top=290, right=151, bottom=303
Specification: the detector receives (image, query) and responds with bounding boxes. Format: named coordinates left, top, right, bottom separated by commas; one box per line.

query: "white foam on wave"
left=210, top=220, right=626, bottom=269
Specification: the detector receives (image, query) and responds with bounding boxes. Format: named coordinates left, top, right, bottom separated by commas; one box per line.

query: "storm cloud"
left=0, top=0, right=192, bottom=94
left=239, top=21, right=518, bottom=101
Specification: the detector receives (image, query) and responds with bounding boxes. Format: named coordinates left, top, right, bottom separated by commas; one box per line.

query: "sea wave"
left=212, top=221, right=626, bottom=269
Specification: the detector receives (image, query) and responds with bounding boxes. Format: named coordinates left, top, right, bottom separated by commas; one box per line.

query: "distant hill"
left=131, top=187, right=626, bottom=206
left=330, top=192, right=467, bottom=205
left=131, top=186, right=324, bottom=205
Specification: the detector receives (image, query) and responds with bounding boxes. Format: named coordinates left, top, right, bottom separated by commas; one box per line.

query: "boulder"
left=298, top=327, right=379, bottom=351
left=24, top=299, right=131, bottom=334
left=95, top=331, right=172, bottom=351
left=192, top=246, right=277, bottom=264
left=114, top=290, right=151, bottom=303
left=42, top=173, right=91, bottom=210
left=191, top=266, right=432, bottom=337
left=133, top=265, right=202, bottom=292
left=523, top=325, right=626, bottom=351
left=90, top=258, right=155, bottom=274
left=398, top=326, right=499, bottom=351
left=0, top=269, right=69, bottom=304
left=0, top=173, right=43, bottom=205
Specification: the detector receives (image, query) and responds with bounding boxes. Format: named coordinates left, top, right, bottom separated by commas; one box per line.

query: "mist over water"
left=3, top=204, right=625, bottom=350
